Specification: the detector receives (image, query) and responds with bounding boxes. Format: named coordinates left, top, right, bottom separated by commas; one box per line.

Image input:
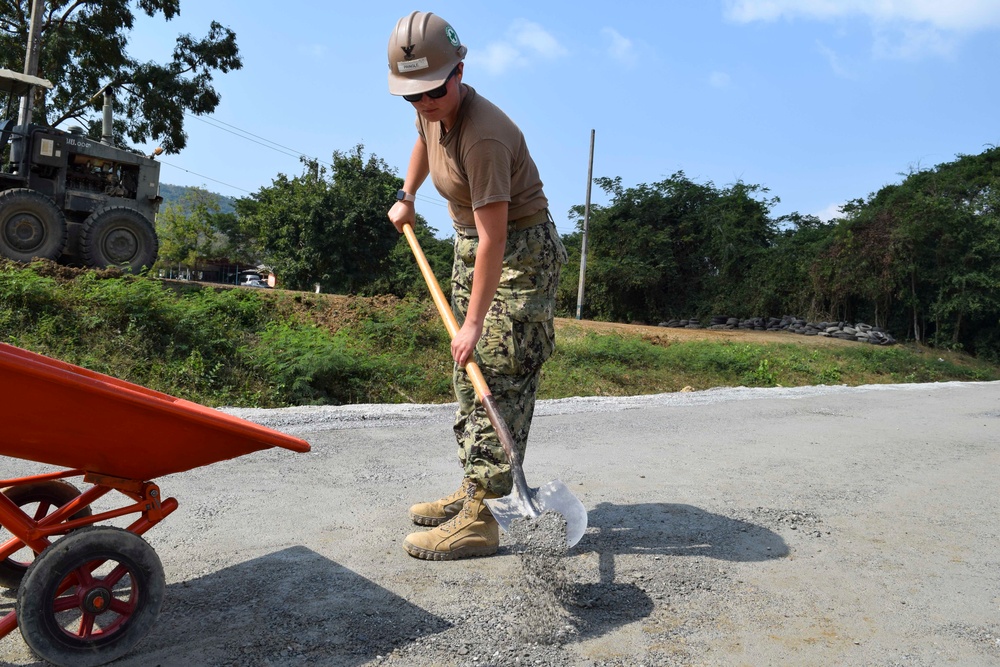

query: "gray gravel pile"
left=505, top=512, right=575, bottom=645
left=378, top=513, right=582, bottom=666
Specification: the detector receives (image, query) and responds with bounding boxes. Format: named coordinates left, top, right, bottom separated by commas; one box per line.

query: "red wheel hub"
left=53, top=563, right=137, bottom=639
left=81, top=586, right=112, bottom=615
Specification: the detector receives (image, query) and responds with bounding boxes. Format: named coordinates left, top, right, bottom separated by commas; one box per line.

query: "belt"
left=454, top=208, right=551, bottom=237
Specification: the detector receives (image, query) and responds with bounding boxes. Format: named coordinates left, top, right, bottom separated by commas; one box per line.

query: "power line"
left=173, top=111, right=450, bottom=210
left=189, top=114, right=316, bottom=163
left=156, top=158, right=253, bottom=195
left=158, top=154, right=449, bottom=211
left=116, top=81, right=451, bottom=209
left=188, top=114, right=306, bottom=162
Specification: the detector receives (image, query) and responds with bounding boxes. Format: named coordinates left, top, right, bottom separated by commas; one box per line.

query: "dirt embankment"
left=154, top=276, right=876, bottom=350
left=554, top=317, right=857, bottom=348
left=277, top=288, right=863, bottom=349
left=5, top=263, right=880, bottom=350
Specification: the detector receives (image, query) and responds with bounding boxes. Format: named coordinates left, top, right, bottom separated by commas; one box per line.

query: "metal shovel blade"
left=486, top=479, right=588, bottom=548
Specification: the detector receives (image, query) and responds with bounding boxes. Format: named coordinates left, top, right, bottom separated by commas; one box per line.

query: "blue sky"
left=130, top=1, right=1000, bottom=237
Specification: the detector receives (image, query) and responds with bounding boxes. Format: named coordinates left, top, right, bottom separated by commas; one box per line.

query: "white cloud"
left=723, top=0, right=1000, bottom=59
left=512, top=20, right=568, bottom=59
left=872, top=24, right=956, bottom=59
left=816, top=202, right=844, bottom=222
left=474, top=42, right=527, bottom=76
left=723, top=0, right=1000, bottom=31
left=815, top=40, right=854, bottom=77
left=708, top=71, right=731, bottom=88
left=468, top=20, right=567, bottom=76
left=601, top=27, right=637, bottom=67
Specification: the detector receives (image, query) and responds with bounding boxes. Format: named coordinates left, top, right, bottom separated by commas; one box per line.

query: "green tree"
left=814, top=146, right=1000, bottom=357
left=555, top=222, right=583, bottom=317
left=375, top=218, right=453, bottom=299
left=580, top=175, right=706, bottom=322
left=0, top=0, right=241, bottom=152
left=234, top=146, right=402, bottom=293
left=154, top=185, right=230, bottom=275
left=748, top=213, right=835, bottom=319
left=701, top=181, right=779, bottom=314
left=577, top=172, right=776, bottom=323
left=210, top=201, right=257, bottom=267
left=822, top=187, right=925, bottom=332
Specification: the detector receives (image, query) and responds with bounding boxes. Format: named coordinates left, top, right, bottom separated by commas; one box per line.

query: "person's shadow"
left=558, top=502, right=788, bottom=638
left=93, top=546, right=450, bottom=667
left=0, top=506, right=786, bottom=661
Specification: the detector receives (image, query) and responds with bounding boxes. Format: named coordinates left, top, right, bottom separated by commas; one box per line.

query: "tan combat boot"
left=409, top=479, right=469, bottom=526
left=404, top=481, right=500, bottom=560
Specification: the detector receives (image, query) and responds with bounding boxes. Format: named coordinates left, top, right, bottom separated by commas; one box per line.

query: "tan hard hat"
left=387, top=11, right=467, bottom=96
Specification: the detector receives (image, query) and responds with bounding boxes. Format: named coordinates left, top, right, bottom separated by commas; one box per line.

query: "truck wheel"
left=0, top=188, right=68, bottom=262
left=16, top=526, right=165, bottom=667
left=80, top=206, right=158, bottom=274
left=0, top=481, right=93, bottom=589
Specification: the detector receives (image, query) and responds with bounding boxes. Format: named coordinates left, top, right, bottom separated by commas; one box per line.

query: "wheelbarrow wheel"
left=16, top=526, right=165, bottom=667
left=0, top=480, right=93, bottom=589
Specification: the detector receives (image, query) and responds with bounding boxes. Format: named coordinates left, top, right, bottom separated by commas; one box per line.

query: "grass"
left=2, top=260, right=997, bottom=408
left=538, top=328, right=999, bottom=399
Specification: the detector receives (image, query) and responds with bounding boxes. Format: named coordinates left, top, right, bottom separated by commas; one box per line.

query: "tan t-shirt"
left=416, top=86, right=547, bottom=228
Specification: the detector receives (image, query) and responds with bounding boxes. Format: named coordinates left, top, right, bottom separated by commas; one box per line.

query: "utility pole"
left=18, top=0, right=44, bottom=126
left=575, top=129, right=595, bottom=320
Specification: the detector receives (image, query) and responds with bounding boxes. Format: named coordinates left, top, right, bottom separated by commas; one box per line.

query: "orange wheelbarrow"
left=0, top=342, right=310, bottom=666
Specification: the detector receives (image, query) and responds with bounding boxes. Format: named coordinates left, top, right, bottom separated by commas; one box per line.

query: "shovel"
left=402, top=223, right=588, bottom=548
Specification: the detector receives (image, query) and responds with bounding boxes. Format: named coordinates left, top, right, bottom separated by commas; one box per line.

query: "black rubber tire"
left=16, top=526, right=165, bottom=667
left=80, top=205, right=158, bottom=273
left=0, top=188, right=68, bottom=262
left=0, top=480, right=93, bottom=589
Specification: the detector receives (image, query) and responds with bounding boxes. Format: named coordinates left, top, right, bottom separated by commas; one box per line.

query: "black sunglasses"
left=403, top=66, right=459, bottom=103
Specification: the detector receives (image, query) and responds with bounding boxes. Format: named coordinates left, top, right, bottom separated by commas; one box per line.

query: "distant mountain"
left=159, top=183, right=236, bottom=214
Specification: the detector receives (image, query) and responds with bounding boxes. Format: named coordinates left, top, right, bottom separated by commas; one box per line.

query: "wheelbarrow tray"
left=0, top=343, right=309, bottom=480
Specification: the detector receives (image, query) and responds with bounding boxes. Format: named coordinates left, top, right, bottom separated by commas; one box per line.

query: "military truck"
left=0, top=69, right=161, bottom=273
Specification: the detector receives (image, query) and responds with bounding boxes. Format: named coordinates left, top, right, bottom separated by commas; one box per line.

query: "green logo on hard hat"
left=445, top=26, right=460, bottom=47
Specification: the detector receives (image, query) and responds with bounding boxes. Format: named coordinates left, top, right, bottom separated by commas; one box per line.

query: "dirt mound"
left=555, top=317, right=854, bottom=347
left=1, top=258, right=125, bottom=281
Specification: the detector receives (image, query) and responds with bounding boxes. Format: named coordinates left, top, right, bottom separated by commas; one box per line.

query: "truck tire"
left=80, top=206, right=158, bottom=274
left=0, top=188, right=68, bottom=262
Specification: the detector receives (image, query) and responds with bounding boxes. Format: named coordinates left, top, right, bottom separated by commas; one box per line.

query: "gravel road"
left=2, top=381, right=999, bottom=666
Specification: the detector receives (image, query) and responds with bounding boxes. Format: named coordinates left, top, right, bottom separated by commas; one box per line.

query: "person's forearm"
left=403, top=138, right=429, bottom=194
left=464, top=202, right=508, bottom=329
left=451, top=201, right=508, bottom=364
left=389, top=138, right=430, bottom=232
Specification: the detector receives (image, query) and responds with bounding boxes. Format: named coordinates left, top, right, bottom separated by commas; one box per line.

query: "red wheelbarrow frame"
left=0, top=467, right=179, bottom=639
left=0, top=342, right=310, bottom=665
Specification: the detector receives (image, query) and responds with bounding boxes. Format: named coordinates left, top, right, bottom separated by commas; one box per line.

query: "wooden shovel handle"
left=401, top=223, right=527, bottom=478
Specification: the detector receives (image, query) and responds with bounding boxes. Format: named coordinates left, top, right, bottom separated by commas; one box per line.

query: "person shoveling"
left=385, top=11, right=586, bottom=560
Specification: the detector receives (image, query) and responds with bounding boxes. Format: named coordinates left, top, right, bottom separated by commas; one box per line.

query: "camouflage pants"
left=451, top=217, right=567, bottom=496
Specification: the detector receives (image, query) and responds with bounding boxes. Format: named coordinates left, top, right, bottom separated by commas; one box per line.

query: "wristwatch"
left=396, top=189, right=415, bottom=202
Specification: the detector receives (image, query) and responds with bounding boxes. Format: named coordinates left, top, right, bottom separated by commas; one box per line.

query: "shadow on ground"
left=552, top=502, right=787, bottom=638
left=582, top=502, right=788, bottom=562
left=111, top=546, right=449, bottom=666
left=2, top=506, right=785, bottom=664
